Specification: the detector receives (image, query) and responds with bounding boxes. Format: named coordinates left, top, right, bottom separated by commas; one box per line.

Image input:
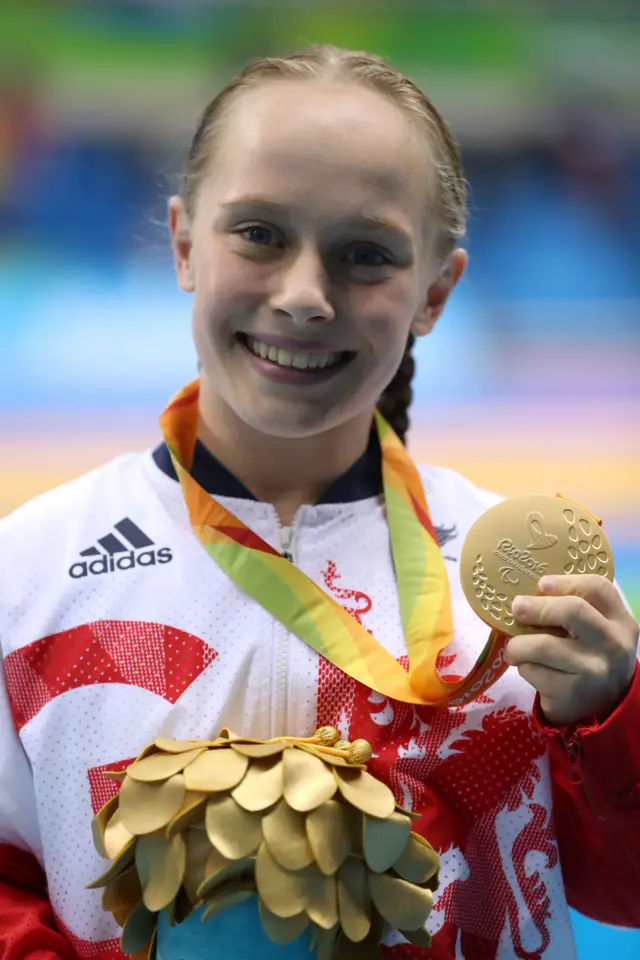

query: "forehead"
left=207, top=80, right=433, bottom=228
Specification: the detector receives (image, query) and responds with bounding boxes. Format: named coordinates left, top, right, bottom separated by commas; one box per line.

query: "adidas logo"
left=69, top=518, right=173, bottom=579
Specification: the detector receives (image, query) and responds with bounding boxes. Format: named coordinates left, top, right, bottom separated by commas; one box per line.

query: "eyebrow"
left=341, top=214, right=413, bottom=246
left=219, top=198, right=413, bottom=246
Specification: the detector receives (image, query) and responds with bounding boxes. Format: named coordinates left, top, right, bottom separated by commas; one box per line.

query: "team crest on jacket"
left=68, top=518, right=173, bottom=579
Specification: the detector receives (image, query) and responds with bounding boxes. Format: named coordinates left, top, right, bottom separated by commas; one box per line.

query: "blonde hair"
left=181, top=44, right=467, bottom=441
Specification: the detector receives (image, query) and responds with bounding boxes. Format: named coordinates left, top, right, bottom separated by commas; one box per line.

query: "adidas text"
left=69, top=548, right=173, bottom=579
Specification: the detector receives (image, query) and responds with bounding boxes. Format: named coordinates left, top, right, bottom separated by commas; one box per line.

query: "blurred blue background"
left=0, top=3, right=638, bottom=956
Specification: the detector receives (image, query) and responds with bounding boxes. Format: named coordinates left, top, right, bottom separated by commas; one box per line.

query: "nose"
left=269, top=248, right=335, bottom=325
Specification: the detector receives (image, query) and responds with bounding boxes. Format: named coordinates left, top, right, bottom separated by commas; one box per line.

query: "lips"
left=237, top=333, right=355, bottom=373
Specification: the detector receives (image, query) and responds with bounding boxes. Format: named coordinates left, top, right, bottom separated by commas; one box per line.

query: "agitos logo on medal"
left=68, top=518, right=173, bottom=579
left=459, top=495, right=614, bottom=638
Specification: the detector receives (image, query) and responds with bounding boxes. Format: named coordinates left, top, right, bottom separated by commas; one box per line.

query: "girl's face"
left=170, top=80, right=465, bottom=439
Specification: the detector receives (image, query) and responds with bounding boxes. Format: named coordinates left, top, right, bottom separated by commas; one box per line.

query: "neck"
left=196, top=383, right=374, bottom=526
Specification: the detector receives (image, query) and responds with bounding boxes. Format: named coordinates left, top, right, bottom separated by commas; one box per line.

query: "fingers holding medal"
left=460, top=496, right=639, bottom=725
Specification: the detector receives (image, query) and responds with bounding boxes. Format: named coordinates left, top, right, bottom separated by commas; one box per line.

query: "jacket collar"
left=152, top=432, right=383, bottom=504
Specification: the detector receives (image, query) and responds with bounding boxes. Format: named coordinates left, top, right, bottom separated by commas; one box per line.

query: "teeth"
left=276, top=350, right=294, bottom=367
left=246, top=337, right=342, bottom=371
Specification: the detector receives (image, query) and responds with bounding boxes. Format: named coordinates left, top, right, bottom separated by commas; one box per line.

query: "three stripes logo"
left=68, top=518, right=173, bottom=579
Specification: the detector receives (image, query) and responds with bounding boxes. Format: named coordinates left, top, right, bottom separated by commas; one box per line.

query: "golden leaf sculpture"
left=88, top=727, right=439, bottom=958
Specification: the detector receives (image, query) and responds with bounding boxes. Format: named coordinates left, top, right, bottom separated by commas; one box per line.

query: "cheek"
left=191, top=245, right=265, bottom=325
left=352, top=280, right=417, bottom=355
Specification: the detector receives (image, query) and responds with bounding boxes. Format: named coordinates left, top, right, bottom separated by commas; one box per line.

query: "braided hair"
left=377, top=334, right=415, bottom=445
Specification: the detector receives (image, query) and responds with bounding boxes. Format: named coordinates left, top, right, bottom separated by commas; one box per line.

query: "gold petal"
left=197, top=851, right=254, bottom=900
left=231, top=757, right=284, bottom=812
left=127, top=748, right=205, bottom=783
left=337, top=856, right=371, bottom=943
left=135, top=831, right=186, bottom=912
left=102, top=866, right=142, bottom=914
left=113, top=902, right=134, bottom=927
left=306, top=800, right=351, bottom=876
left=259, top=900, right=310, bottom=945
left=303, top=870, right=338, bottom=930
left=363, top=810, right=411, bottom=873
left=395, top=803, right=421, bottom=821
left=103, top=770, right=127, bottom=783
left=315, top=924, right=339, bottom=960
left=92, top=795, right=119, bottom=858
left=230, top=741, right=286, bottom=759
left=133, top=743, right=161, bottom=763
left=333, top=768, right=395, bottom=819
left=183, top=747, right=249, bottom=792
left=399, top=926, right=432, bottom=948
left=196, top=847, right=233, bottom=899
left=344, top=806, right=364, bottom=858
left=261, top=801, right=314, bottom=871
left=369, top=873, right=434, bottom=931
left=182, top=827, right=213, bottom=903
left=255, top=842, right=307, bottom=918
left=154, top=737, right=218, bottom=753
left=217, top=728, right=262, bottom=742
left=119, top=899, right=157, bottom=954
left=392, top=833, right=439, bottom=885
left=204, top=795, right=262, bottom=860
left=166, top=791, right=208, bottom=837
left=130, top=928, right=157, bottom=960
left=119, top=774, right=186, bottom=835
left=283, top=748, right=337, bottom=812
left=104, top=808, right=135, bottom=861
left=201, top=883, right=255, bottom=922
left=86, top=838, right=136, bottom=889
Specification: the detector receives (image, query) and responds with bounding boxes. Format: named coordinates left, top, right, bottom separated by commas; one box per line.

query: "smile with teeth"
left=243, top=335, right=347, bottom=371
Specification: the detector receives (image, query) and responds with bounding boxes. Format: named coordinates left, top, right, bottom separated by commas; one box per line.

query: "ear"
left=411, top=248, right=467, bottom=337
left=168, top=196, right=196, bottom=293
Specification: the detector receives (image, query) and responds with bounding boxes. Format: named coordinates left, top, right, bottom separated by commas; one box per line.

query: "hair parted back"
left=182, top=44, right=467, bottom=443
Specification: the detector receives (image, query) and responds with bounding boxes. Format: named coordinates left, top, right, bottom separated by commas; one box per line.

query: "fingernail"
left=512, top=596, right=530, bottom=617
left=538, top=577, right=555, bottom=593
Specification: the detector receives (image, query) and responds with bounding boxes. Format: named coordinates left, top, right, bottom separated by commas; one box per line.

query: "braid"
left=377, top=334, right=416, bottom=445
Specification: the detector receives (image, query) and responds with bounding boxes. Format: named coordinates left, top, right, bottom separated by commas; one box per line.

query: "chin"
left=239, top=399, right=350, bottom=441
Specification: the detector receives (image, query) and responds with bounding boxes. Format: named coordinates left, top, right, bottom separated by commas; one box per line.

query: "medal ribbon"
left=161, top=380, right=509, bottom=706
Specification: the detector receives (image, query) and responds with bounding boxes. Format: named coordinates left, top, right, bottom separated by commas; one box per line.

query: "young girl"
left=0, top=45, right=638, bottom=960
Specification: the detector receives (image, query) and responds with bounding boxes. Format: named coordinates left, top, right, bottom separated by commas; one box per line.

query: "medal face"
left=460, top=496, right=614, bottom=636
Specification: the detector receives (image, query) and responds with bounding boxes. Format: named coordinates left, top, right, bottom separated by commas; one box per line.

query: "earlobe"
left=411, top=248, right=468, bottom=338
left=168, top=196, right=196, bottom=293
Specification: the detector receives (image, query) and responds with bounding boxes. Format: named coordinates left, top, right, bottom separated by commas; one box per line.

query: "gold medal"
left=460, top=495, right=614, bottom=636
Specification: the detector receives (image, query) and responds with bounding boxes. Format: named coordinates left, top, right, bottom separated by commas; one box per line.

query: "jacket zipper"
left=279, top=525, right=294, bottom=563
left=272, top=519, right=296, bottom=735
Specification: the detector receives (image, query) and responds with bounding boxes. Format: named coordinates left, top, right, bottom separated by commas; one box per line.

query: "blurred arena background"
left=0, top=2, right=638, bottom=954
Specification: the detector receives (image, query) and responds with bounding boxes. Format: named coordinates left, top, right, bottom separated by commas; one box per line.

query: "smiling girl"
left=0, top=45, right=638, bottom=960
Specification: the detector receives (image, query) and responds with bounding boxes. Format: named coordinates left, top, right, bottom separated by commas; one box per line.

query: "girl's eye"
left=240, top=225, right=280, bottom=247
left=346, top=245, right=391, bottom=268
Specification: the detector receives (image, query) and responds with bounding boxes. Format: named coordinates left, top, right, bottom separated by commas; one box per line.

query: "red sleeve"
left=532, top=661, right=640, bottom=928
left=0, top=843, right=77, bottom=960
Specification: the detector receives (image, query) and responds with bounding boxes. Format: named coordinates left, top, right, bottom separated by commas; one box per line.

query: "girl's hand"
left=504, top=575, right=639, bottom=726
